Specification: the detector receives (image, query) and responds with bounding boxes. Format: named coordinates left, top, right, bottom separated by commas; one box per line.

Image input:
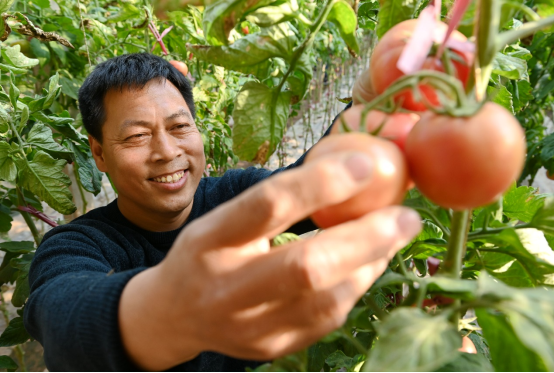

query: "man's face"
left=89, top=79, right=205, bottom=227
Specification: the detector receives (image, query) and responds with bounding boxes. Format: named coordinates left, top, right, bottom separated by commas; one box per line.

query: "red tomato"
left=459, top=336, right=477, bottom=354
left=405, top=102, right=526, bottom=210
left=169, top=60, right=189, bottom=76
left=306, top=132, right=409, bottom=228
left=242, top=26, right=249, bottom=35
left=370, top=19, right=472, bottom=111
left=331, top=105, right=419, bottom=152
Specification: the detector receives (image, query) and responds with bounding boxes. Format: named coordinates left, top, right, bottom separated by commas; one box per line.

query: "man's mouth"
left=151, top=170, right=186, bottom=184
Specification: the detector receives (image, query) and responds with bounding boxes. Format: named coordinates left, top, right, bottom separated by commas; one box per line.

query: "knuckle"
left=253, top=183, right=291, bottom=223
left=288, top=243, right=324, bottom=291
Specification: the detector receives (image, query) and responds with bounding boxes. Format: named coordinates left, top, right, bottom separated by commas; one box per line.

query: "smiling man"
left=23, top=53, right=421, bottom=371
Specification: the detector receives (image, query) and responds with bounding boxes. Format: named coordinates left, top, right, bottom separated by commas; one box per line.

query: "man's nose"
left=151, top=131, right=183, bottom=162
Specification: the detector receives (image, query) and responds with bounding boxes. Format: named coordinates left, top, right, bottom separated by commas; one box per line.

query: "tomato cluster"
left=307, top=19, right=527, bottom=227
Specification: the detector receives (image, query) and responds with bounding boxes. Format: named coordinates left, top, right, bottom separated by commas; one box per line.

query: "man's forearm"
left=119, top=265, right=201, bottom=371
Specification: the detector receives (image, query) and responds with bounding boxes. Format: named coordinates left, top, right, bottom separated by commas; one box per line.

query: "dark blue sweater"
left=23, top=107, right=348, bottom=371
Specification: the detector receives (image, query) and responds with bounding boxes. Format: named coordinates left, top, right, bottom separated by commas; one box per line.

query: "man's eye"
left=126, top=133, right=146, bottom=141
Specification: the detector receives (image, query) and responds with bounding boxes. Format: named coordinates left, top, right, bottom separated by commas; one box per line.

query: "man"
left=23, top=53, right=421, bottom=371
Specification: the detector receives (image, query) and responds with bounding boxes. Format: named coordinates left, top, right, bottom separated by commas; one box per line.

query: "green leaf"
left=435, top=353, right=493, bottom=372
left=0, top=242, right=34, bottom=254
left=536, top=0, right=554, bottom=32
left=65, top=141, right=102, bottom=195
left=9, top=81, right=19, bottom=109
left=365, top=308, right=460, bottom=371
left=0, top=205, right=13, bottom=233
left=0, top=355, right=18, bottom=371
left=540, top=133, right=554, bottom=163
left=10, top=253, right=33, bottom=307
left=513, top=80, right=533, bottom=112
left=327, top=0, right=359, bottom=55
left=59, top=76, right=81, bottom=101
left=0, top=317, right=31, bottom=347
left=286, top=51, right=313, bottom=100
left=107, top=1, right=141, bottom=22
left=18, top=105, right=29, bottom=132
left=474, top=273, right=554, bottom=371
left=0, top=63, right=27, bottom=75
left=376, top=0, right=417, bottom=38
left=530, top=197, right=554, bottom=236
left=31, top=112, right=86, bottom=144
left=491, top=52, right=528, bottom=80
left=0, top=106, right=10, bottom=132
left=167, top=10, right=205, bottom=43
left=325, top=351, right=365, bottom=372
left=0, top=0, right=15, bottom=13
left=271, top=232, right=300, bottom=246
left=477, top=310, right=543, bottom=372
left=1, top=45, right=39, bottom=69
left=0, top=142, right=17, bottom=182
left=202, top=0, right=272, bottom=46
left=29, top=38, right=51, bottom=67
left=232, top=81, right=292, bottom=163
left=469, top=229, right=554, bottom=287
left=43, top=73, right=61, bottom=109
left=503, top=184, right=545, bottom=222
left=486, top=84, right=513, bottom=114
left=246, top=0, right=299, bottom=27
left=15, top=151, right=76, bottom=215
left=189, top=22, right=299, bottom=79
left=27, top=122, right=73, bottom=160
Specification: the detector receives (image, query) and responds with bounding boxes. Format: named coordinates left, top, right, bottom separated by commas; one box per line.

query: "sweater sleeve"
left=23, top=228, right=145, bottom=371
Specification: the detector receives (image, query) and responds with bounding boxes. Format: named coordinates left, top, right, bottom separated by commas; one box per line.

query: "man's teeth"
left=154, top=171, right=185, bottom=183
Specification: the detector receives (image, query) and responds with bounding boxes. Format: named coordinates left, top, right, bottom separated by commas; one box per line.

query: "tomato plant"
left=0, top=0, right=550, bottom=371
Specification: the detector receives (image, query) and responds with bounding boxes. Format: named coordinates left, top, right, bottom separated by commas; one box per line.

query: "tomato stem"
left=412, top=207, right=451, bottom=240
left=441, top=210, right=469, bottom=278
left=473, top=0, right=499, bottom=101
left=395, top=252, right=410, bottom=277
left=468, top=223, right=531, bottom=241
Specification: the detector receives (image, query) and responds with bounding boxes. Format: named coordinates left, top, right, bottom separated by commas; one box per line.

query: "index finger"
left=185, top=151, right=375, bottom=251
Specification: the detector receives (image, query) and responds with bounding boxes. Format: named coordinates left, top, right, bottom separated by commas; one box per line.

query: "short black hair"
left=78, top=53, right=195, bottom=141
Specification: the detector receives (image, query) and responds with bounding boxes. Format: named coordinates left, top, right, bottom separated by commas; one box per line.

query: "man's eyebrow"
left=121, top=119, right=151, bottom=129
left=166, top=109, right=193, bottom=121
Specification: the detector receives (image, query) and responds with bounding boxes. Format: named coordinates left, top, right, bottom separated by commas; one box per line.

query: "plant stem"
left=468, top=223, right=530, bottom=241
left=341, top=328, right=368, bottom=355
left=497, top=15, right=554, bottom=48
left=395, top=252, right=409, bottom=277
left=441, top=210, right=469, bottom=278
left=413, top=207, right=451, bottom=240
left=473, top=0, right=500, bottom=101
left=16, top=187, right=42, bottom=246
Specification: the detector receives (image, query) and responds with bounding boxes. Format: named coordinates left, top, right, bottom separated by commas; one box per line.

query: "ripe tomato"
left=370, top=19, right=472, bottom=111
left=306, top=132, right=409, bottom=228
left=459, top=336, right=477, bottom=354
left=405, top=102, right=526, bottom=210
left=331, top=105, right=419, bottom=152
left=242, top=26, right=250, bottom=35
left=169, top=60, right=189, bottom=76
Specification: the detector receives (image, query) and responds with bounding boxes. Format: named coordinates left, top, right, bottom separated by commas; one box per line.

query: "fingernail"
left=344, top=153, right=373, bottom=181
left=397, top=209, right=422, bottom=238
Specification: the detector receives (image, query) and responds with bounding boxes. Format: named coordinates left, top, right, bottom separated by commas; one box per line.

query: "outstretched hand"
left=119, top=149, right=421, bottom=371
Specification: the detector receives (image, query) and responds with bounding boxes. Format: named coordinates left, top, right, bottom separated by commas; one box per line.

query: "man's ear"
left=88, top=134, right=108, bottom=172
